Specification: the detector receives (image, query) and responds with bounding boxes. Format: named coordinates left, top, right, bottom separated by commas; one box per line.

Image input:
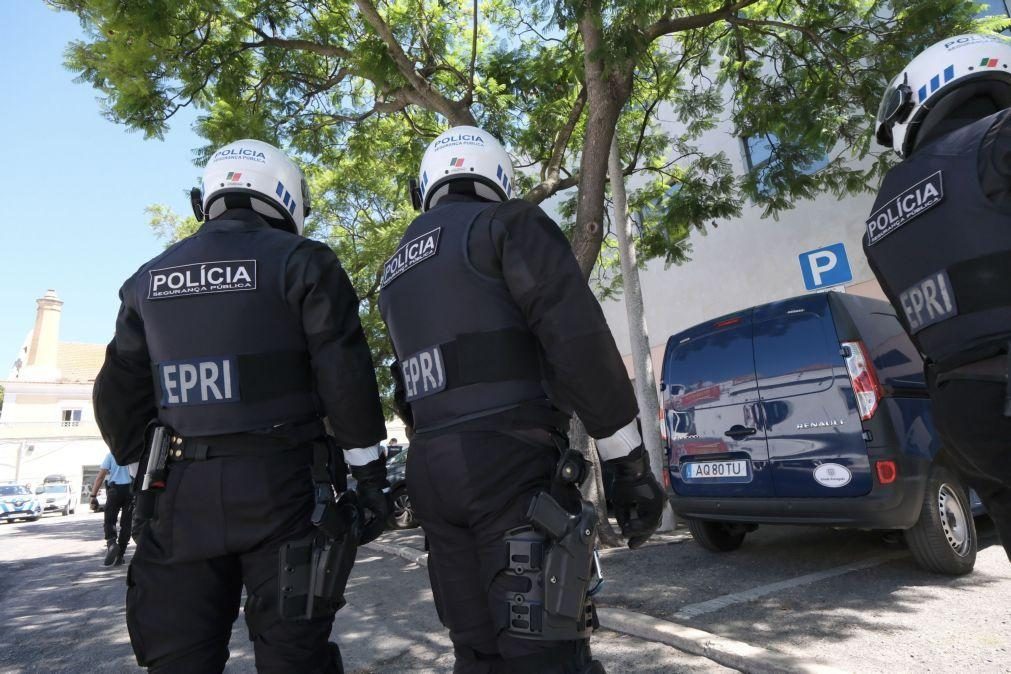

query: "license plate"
left=682, top=459, right=751, bottom=483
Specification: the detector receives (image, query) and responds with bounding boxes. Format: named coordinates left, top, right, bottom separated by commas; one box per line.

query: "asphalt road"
left=4, top=511, right=1009, bottom=672
left=592, top=519, right=1011, bottom=672
left=0, top=512, right=726, bottom=673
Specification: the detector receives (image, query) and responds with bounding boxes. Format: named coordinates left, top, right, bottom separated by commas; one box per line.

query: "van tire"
left=905, top=466, right=976, bottom=576
left=686, top=519, right=747, bottom=552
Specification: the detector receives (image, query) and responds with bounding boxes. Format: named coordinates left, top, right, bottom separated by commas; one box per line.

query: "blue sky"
left=0, top=2, right=204, bottom=369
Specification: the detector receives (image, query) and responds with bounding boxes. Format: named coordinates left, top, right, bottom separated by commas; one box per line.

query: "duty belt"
left=166, top=418, right=325, bottom=462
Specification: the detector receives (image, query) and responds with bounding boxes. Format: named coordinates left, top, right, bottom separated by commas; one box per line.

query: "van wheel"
left=62, top=504, right=70, bottom=516
left=905, top=466, right=976, bottom=576
left=686, top=519, right=748, bottom=552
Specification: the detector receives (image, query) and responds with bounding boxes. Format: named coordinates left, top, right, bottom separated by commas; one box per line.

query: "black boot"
left=327, top=642, right=344, bottom=674
left=103, top=540, right=118, bottom=566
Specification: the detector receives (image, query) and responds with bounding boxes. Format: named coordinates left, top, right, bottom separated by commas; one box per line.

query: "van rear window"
left=754, top=310, right=839, bottom=400
left=665, top=322, right=757, bottom=410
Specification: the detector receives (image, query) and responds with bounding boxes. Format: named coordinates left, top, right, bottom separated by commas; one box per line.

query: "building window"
left=741, top=133, right=830, bottom=194
left=61, top=409, right=82, bottom=427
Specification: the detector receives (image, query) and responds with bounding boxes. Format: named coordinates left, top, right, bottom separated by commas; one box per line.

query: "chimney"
left=23, top=289, right=63, bottom=381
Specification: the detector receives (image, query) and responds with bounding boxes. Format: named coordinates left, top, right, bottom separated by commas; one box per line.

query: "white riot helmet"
left=411, top=126, right=515, bottom=212
left=876, top=33, right=1011, bottom=157
left=196, top=139, right=311, bottom=235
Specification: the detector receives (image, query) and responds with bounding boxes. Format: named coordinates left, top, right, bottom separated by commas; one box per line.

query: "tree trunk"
left=608, top=136, right=676, bottom=532
left=570, top=416, right=623, bottom=547
left=572, top=5, right=631, bottom=280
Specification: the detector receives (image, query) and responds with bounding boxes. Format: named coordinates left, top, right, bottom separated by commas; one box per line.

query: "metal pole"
left=14, top=440, right=24, bottom=482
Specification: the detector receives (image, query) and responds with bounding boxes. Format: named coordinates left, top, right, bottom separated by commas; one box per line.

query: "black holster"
left=279, top=491, right=360, bottom=621
left=278, top=439, right=360, bottom=621
left=132, top=422, right=171, bottom=545
left=501, top=492, right=598, bottom=641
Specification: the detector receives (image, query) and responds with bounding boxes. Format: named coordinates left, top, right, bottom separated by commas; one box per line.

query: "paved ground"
left=3, top=511, right=1009, bottom=672
left=381, top=517, right=1011, bottom=673
left=0, top=512, right=726, bottom=673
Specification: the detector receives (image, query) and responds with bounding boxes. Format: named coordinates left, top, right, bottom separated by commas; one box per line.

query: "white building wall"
left=599, top=126, right=886, bottom=378
left=0, top=438, right=107, bottom=492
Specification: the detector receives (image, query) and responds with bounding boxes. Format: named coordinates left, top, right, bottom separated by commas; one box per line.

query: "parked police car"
left=663, top=293, right=980, bottom=575
left=0, top=483, right=42, bottom=523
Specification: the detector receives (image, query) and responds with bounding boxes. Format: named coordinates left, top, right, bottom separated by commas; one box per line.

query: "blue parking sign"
left=799, top=243, right=852, bottom=291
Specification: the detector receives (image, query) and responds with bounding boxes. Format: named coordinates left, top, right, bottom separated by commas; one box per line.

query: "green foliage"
left=53, top=0, right=991, bottom=408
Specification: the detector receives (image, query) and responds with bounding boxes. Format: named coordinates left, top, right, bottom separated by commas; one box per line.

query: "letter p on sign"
left=799, top=242, right=852, bottom=291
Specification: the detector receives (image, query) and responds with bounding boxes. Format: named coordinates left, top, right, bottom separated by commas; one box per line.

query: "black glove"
left=605, top=446, right=666, bottom=549
left=90, top=495, right=100, bottom=511
left=350, top=458, right=391, bottom=545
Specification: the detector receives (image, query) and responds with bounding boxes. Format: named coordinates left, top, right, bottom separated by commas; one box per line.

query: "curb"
left=596, top=607, right=847, bottom=674
left=366, top=540, right=429, bottom=567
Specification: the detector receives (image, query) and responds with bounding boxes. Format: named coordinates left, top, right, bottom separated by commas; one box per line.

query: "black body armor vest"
left=863, top=110, right=1011, bottom=369
left=378, top=200, right=548, bottom=432
left=134, top=215, right=317, bottom=436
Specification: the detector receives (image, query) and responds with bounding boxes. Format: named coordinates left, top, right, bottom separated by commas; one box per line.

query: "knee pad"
left=498, top=493, right=598, bottom=641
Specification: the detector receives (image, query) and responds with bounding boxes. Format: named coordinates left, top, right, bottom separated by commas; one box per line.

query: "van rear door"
left=663, top=311, right=775, bottom=497
left=752, top=295, right=872, bottom=497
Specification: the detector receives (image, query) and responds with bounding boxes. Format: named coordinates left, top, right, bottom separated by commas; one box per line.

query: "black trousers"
left=104, top=482, right=134, bottom=550
left=407, top=430, right=594, bottom=674
left=126, top=445, right=339, bottom=673
left=928, top=373, right=1011, bottom=562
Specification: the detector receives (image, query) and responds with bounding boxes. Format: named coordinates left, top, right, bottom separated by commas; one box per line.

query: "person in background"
left=90, top=451, right=135, bottom=566
left=385, top=437, right=404, bottom=460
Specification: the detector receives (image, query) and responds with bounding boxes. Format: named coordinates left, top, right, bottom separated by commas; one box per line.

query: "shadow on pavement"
left=597, top=520, right=1007, bottom=666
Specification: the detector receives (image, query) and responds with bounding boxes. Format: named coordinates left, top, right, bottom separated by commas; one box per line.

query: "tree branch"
left=467, top=0, right=478, bottom=105
left=243, top=27, right=352, bottom=59
left=524, top=87, right=586, bottom=203
left=353, top=0, right=476, bottom=125
left=644, top=0, right=762, bottom=42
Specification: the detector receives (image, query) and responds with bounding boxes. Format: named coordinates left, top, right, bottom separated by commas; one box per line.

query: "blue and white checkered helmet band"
left=878, top=33, right=1011, bottom=157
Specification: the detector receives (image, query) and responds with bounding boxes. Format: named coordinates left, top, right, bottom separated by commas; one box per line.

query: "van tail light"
left=841, top=340, right=883, bottom=421
left=662, top=464, right=670, bottom=489
left=876, top=460, right=898, bottom=485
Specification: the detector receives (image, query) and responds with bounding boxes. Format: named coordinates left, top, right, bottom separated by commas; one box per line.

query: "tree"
left=54, top=1, right=985, bottom=273
left=53, top=0, right=986, bottom=539
left=608, top=134, right=675, bottom=531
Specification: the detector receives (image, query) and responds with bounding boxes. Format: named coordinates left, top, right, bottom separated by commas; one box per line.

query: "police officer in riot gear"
left=379, top=126, right=666, bottom=673
left=867, top=33, right=1011, bottom=565
left=93, top=139, right=390, bottom=672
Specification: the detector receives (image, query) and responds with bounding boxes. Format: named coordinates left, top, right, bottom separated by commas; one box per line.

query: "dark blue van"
left=661, top=292, right=979, bottom=575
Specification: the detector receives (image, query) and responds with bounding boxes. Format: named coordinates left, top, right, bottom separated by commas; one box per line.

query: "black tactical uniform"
left=94, top=208, right=387, bottom=672
left=863, top=109, right=1011, bottom=561
left=379, top=195, right=641, bottom=672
